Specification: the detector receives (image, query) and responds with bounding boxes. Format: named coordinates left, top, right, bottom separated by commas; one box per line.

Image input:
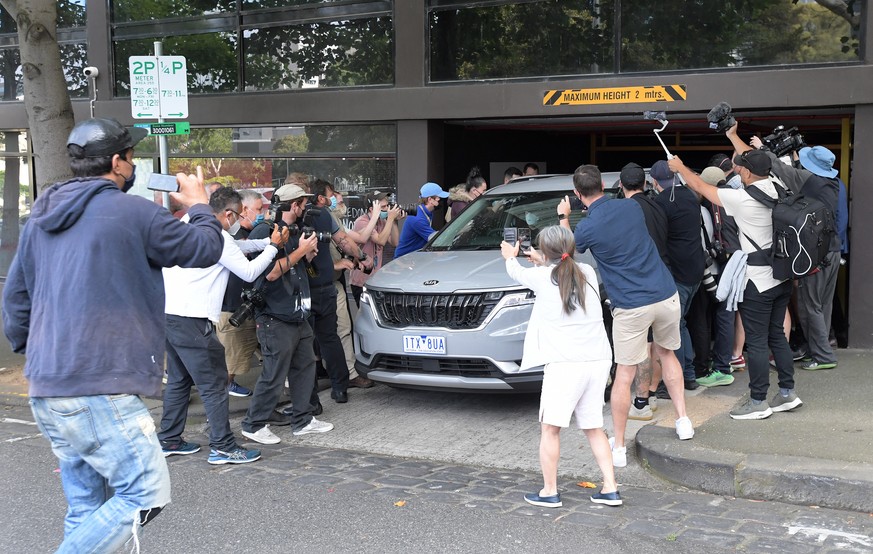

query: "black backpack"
left=744, top=181, right=836, bottom=281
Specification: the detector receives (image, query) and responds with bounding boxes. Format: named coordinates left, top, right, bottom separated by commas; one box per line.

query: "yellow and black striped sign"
left=543, top=84, right=687, bottom=106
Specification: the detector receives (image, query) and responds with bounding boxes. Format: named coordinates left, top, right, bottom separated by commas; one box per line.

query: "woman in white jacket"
left=502, top=225, right=620, bottom=508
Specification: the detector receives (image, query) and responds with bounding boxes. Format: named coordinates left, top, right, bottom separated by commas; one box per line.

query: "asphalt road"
left=2, top=401, right=871, bottom=554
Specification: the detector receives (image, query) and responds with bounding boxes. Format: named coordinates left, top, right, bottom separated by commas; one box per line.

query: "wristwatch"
left=557, top=213, right=567, bottom=221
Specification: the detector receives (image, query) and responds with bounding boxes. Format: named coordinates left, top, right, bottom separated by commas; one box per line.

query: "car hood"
left=369, top=250, right=598, bottom=294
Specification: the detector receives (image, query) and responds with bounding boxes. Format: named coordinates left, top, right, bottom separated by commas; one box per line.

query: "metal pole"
left=155, top=41, right=171, bottom=208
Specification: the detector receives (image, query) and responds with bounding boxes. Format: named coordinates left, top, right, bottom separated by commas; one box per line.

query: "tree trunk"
left=0, top=0, right=74, bottom=192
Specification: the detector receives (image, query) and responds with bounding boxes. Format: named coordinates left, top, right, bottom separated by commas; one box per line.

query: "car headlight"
left=361, top=285, right=371, bottom=306
left=499, top=290, right=535, bottom=308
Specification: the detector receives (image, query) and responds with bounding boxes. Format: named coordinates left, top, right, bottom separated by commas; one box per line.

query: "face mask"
left=228, top=213, right=241, bottom=235
left=379, top=210, right=389, bottom=220
left=726, top=174, right=743, bottom=189
left=121, top=160, right=136, bottom=193
left=525, top=212, right=538, bottom=226
left=328, top=196, right=338, bottom=210
left=253, top=214, right=265, bottom=226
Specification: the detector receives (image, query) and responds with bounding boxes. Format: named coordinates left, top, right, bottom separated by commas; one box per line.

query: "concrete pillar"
left=848, top=105, right=873, bottom=347
left=396, top=120, right=444, bottom=206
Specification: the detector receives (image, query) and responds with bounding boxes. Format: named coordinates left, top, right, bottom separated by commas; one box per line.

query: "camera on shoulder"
left=761, top=125, right=806, bottom=158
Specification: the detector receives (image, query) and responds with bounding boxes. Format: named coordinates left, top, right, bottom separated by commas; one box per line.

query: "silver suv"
left=354, top=174, right=620, bottom=392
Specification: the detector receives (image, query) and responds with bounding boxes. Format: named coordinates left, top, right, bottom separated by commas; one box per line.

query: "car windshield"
left=428, top=188, right=617, bottom=252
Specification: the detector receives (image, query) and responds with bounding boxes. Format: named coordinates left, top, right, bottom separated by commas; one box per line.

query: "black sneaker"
left=162, top=440, right=200, bottom=457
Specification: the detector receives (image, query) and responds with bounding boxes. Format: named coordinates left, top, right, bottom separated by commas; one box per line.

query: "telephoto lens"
left=702, top=269, right=718, bottom=298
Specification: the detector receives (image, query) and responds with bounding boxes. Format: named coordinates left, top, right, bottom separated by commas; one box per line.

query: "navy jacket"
left=3, top=177, right=223, bottom=398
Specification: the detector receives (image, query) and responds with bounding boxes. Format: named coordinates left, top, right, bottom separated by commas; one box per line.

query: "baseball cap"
left=419, top=182, right=449, bottom=198
left=733, top=149, right=772, bottom=176
left=700, top=166, right=726, bottom=186
left=649, top=160, right=675, bottom=184
left=67, top=118, right=148, bottom=158
left=367, top=190, right=389, bottom=203
left=273, top=184, right=312, bottom=202
left=798, top=146, right=838, bottom=179
left=619, top=162, right=646, bottom=188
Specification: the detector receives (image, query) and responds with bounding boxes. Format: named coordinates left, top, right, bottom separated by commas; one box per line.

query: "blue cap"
left=799, top=146, right=838, bottom=179
left=419, top=182, right=449, bottom=198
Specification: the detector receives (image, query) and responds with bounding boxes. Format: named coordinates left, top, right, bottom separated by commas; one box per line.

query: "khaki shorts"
left=215, top=311, right=259, bottom=375
left=539, top=360, right=612, bottom=429
left=611, top=292, right=681, bottom=366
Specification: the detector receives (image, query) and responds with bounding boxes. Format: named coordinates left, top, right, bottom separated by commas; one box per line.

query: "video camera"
left=707, top=101, right=736, bottom=133
left=761, top=125, right=806, bottom=158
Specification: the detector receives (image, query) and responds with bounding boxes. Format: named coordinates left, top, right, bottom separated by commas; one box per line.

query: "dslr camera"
left=229, top=287, right=266, bottom=327
left=707, top=101, right=736, bottom=133
left=761, top=125, right=806, bottom=158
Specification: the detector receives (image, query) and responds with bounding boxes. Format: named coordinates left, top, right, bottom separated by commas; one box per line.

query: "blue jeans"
left=30, top=394, right=171, bottom=553
left=675, top=280, right=699, bottom=382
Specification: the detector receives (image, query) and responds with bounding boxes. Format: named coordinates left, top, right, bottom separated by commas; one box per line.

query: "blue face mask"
left=726, top=174, right=743, bottom=189
left=379, top=210, right=388, bottom=220
left=329, top=196, right=338, bottom=210
left=525, top=212, right=538, bottom=226
left=254, top=214, right=265, bottom=225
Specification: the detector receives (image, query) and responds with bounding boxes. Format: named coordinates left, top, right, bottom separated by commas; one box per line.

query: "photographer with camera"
left=240, top=184, right=331, bottom=445
left=669, top=146, right=802, bottom=420
left=740, top=129, right=841, bottom=372
left=303, top=180, right=374, bottom=404
left=350, top=191, right=405, bottom=306
left=159, top=187, right=288, bottom=465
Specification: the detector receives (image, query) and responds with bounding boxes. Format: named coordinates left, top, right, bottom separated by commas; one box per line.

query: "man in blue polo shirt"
left=395, top=182, right=449, bottom=257
left=558, top=164, right=694, bottom=468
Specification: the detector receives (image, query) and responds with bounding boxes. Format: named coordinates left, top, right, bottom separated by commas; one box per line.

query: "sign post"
left=129, top=43, right=189, bottom=207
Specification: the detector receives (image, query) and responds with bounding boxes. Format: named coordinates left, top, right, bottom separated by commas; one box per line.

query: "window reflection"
left=0, top=131, right=31, bottom=276
left=243, top=17, right=393, bottom=90
left=429, top=1, right=615, bottom=81
left=112, top=0, right=234, bottom=23
left=113, top=33, right=239, bottom=96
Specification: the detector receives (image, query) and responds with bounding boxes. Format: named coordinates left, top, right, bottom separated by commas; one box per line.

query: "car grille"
left=368, top=290, right=503, bottom=329
left=372, top=354, right=501, bottom=377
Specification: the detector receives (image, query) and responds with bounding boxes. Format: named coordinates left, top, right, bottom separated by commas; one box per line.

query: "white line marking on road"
left=0, top=418, right=37, bottom=426
left=788, top=526, right=873, bottom=548
left=4, top=433, right=42, bottom=443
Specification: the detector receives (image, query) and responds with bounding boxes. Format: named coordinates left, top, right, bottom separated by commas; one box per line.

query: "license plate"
left=402, top=335, right=446, bottom=355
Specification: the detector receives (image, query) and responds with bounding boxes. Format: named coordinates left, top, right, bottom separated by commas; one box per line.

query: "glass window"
left=111, top=0, right=234, bottom=23
left=620, top=0, right=860, bottom=71
left=243, top=0, right=371, bottom=7
left=0, top=131, right=32, bottom=276
left=429, top=0, right=614, bottom=82
left=243, top=17, right=393, bottom=90
left=113, top=33, right=239, bottom=96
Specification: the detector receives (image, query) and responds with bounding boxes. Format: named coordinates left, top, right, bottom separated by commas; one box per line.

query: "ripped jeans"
left=30, top=394, right=171, bottom=553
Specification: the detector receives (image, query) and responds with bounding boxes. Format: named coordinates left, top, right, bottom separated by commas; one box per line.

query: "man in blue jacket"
left=2, top=118, right=223, bottom=553
left=395, top=182, right=449, bottom=257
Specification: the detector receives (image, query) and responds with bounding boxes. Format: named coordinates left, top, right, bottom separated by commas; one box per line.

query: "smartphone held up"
left=147, top=173, right=179, bottom=193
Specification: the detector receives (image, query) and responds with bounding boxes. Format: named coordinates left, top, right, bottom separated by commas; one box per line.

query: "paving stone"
left=666, top=499, right=731, bottom=516
left=558, top=511, right=624, bottom=529
left=477, top=470, right=527, bottom=482
left=289, top=474, right=341, bottom=486
left=340, top=469, right=384, bottom=481
left=681, top=514, right=739, bottom=532
left=330, top=481, right=378, bottom=493
left=508, top=506, right=564, bottom=520
left=391, top=465, right=439, bottom=478
left=373, top=476, right=427, bottom=487
left=463, top=485, right=507, bottom=498
left=741, top=536, right=820, bottom=553
left=620, top=519, right=684, bottom=538
left=673, top=528, right=745, bottom=548
left=415, top=491, right=464, bottom=504
left=460, top=500, right=516, bottom=513
left=416, top=480, right=467, bottom=492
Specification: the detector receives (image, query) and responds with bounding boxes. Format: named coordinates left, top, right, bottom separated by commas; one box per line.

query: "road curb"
left=636, top=424, right=873, bottom=513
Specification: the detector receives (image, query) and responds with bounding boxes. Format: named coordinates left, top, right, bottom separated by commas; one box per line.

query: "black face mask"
left=120, top=158, right=136, bottom=193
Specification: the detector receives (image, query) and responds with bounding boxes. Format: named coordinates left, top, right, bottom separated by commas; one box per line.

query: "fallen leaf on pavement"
left=394, top=500, right=406, bottom=507
left=576, top=481, right=597, bottom=488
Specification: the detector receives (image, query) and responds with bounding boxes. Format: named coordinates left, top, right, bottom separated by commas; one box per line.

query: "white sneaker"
left=648, top=396, right=658, bottom=412
left=608, top=436, right=627, bottom=468
left=675, top=416, right=694, bottom=440
left=242, top=425, right=281, bottom=445
left=292, top=417, right=334, bottom=436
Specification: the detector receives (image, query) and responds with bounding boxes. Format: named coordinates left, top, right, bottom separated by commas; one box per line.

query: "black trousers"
left=309, top=282, right=350, bottom=394
left=738, top=280, right=794, bottom=401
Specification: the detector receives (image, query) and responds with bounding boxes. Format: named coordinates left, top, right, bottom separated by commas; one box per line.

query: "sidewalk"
left=2, top=348, right=871, bottom=513
left=636, top=348, right=873, bottom=513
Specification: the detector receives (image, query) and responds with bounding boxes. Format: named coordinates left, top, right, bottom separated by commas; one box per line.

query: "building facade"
left=1, top=0, right=871, bottom=345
